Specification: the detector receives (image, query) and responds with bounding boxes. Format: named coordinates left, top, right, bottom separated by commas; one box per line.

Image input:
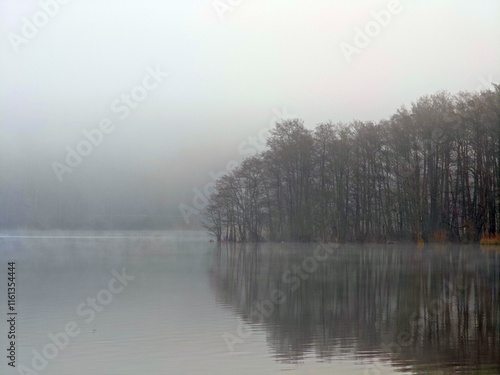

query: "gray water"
left=0, top=231, right=498, bottom=375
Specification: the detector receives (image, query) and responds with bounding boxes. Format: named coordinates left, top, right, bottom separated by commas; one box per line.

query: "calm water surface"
left=0, top=231, right=498, bottom=375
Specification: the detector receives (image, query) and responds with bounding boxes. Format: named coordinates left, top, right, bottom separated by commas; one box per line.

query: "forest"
left=203, top=86, right=500, bottom=243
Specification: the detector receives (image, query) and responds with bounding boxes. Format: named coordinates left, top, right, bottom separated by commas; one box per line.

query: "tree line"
left=203, top=86, right=500, bottom=242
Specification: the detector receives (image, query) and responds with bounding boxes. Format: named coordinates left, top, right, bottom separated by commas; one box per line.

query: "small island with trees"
left=202, top=86, right=500, bottom=244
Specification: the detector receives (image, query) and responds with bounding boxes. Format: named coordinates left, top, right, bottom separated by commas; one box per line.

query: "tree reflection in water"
left=209, top=243, right=500, bottom=374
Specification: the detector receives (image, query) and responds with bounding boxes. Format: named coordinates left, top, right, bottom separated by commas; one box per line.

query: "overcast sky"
left=1, top=0, right=499, bottom=188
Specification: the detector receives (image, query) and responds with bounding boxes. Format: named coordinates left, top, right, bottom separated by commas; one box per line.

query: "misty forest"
left=202, top=87, right=500, bottom=243
left=3, top=1, right=500, bottom=374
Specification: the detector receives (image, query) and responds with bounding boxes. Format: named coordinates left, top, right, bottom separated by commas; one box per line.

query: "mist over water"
left=1, top=1, right=500, bottom=374
left=211, top=243, right=500, bottom=373
left=0, top=234, right=498, bottom=374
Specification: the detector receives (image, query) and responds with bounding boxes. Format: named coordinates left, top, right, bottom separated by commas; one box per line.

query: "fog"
left=1, top=0, right=499, bottom=229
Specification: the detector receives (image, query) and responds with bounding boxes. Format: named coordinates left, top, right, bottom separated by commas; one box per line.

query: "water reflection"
left=209, top=243, right=500, bottom=374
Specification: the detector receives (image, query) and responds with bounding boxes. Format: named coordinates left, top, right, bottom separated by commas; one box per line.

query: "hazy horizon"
left=1, top=0, right=499, bottom=229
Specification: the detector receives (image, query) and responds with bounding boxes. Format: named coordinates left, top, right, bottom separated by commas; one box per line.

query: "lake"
left=0, top=231, right=498, bottom=374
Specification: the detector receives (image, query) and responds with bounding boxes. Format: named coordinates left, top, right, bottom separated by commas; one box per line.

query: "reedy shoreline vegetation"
left=202, top=87, right=500, bottom=243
